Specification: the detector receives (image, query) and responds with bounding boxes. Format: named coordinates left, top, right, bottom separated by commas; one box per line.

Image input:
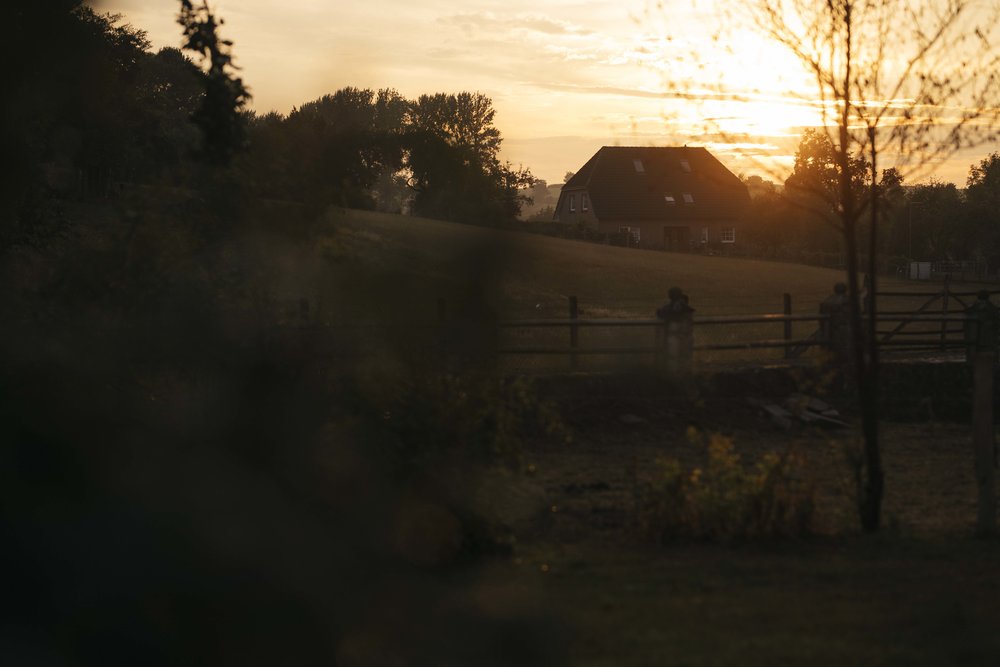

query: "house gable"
left=553, top=151, right=604, bottom=223
left=580, top=146, right=749, bottom=224
left=554, top=146, right=750, bottom=247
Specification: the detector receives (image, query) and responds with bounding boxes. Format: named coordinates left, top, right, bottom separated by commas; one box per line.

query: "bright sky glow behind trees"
left=93, top=0, right=999, bottom=185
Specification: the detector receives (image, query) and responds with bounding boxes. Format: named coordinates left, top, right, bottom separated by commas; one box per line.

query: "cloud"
left=439, top=12, right=592, bottom=36
left=527, top=81, right=826, bottom=108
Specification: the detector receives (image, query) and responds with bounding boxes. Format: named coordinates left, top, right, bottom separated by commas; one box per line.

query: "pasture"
left=318, top=208, right=1000, bottom=664
left=322, top=207, right=976, bottom=317
left=469, top=386, right=1000, bottom=666
left=315, top=208, right=973, bottom=372
left=14, top=198, right=995, bottom=665
left=323, top=207, right=855, bottom=319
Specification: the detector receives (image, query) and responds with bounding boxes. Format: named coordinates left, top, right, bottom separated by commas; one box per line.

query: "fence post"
left=819, top=283, right=850, bottom=390
left=863, top=273, right=871, bottom=315
left=966, top=291, right=998, bottom=536
left=436, top=297, right=448, bottom=367
left=783, top=293, right=793, bottom=359
left=941, top=274, right=951, bottom=351
left=569, top=296, right=579, bottom=370
left=659, top=288, right=693, bottom=375
left=973, top=347, right=996, bottom=537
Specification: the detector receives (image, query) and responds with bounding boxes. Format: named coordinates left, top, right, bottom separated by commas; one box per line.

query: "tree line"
left=3, top=4, right=531, bottom=253
left=742, top=129, right=1000, bottom=276
left=240, top=89, right=532, bottom=223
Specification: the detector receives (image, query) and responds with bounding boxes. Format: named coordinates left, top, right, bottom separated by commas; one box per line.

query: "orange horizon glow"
left=91, top=0, right=999, bottom=187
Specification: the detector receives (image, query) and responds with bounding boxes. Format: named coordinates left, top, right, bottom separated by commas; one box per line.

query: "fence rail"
left=497, top=313, right=970, bottom=356
left=278, top=282, right=997, bottom=373
left=491, top=285, right=992, bottom=372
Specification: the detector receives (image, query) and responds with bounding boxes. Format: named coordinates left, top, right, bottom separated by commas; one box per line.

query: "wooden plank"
left=878, top=342, right=965, bottom=350
left=879, top=290, right=1000, bottom=298
left=498, top=314, right=830, bottom=327
left=879, top=288, right=943, bottom=343
left=697, top=339, right=824, bottom=351
left=696, top=314, right=828, bottom=325
left=497, top=346, right=661, bottom=355
left=783, top=293, right=793, bottom=360
left=875, top=315, right=968, bottom=322
left=876, top=329, right=964, bottom=336
left=498, top=339, right=826, bottom=355
left=941, top=277, right=950, bottom=351
left=569, top=295, right=579, bottom=370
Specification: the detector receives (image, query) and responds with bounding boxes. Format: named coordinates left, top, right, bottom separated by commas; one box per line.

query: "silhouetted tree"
left=909, top=181, right=965, bottom=258
left=129, top=47, right=205, bottom=181
left=964, top=153, right=1000, bottom=270
left=783, top=130, right=869, bottom=254
left=177, top=0, right=251, bottom=165
left=405, top=92, right=532, bottom=223
left=2, top=4, right=164, bottom=247
left=283, top=88, right=408, bottom=209
left=732, top=0, right=1000, bottom=531
left=741, top=176, right=792, bottom=256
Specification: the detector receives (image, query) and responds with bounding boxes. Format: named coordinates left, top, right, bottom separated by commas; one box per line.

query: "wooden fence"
left=871, top=277, right=1000, bottom=352
left=492, top=284, right=999, bottom=371
left=280, top=281, right=1000, bottom=372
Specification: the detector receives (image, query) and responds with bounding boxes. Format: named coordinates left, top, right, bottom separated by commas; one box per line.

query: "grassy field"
left=316, top=208, right=975, bottom=371
left=310, top=209, right=1000, bottom=664
left=26, top=200, right=994, bottom=664
left=464, top=390, right=1000, bottom=666
left=324, top=207, right=978, bottom=318
left=325, top=207, right=852, bottom=319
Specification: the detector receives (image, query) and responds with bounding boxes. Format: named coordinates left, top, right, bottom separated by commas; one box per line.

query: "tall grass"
left=636, top=428, right=817, bottom=542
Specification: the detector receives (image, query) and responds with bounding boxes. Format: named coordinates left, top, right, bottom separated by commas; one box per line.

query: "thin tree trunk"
left=860, top=128, right=884, bottom=531
left=839, top=3, right=882, bottom=532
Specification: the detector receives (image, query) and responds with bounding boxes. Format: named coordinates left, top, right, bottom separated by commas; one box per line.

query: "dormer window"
left=633, top=159, right=645, bottom=173
left=664, top=195, right=676, bottom=205
left=680, top=160, right=692, bottom=173
left=682, top=193, right=695, bottom=204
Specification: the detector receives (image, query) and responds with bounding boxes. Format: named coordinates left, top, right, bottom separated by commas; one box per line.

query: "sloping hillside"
left=322, top=207, right=904, bottom=320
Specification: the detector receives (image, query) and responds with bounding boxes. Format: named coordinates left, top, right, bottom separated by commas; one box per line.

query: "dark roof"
left=561, top=146, right=749, bottom=222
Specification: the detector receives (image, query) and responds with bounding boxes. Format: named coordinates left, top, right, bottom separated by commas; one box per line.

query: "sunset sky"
left=93, top=0, right=991, bottom=186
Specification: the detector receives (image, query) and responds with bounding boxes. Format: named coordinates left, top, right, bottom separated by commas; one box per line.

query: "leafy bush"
left=371, top=372, right=568, bottom=471
left=346, top=369, right=568, bottom=559
left=637, top=428, right=816, bottom=542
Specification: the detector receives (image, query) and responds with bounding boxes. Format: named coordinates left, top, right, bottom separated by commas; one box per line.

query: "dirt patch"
left=498, top=389, right=999, bottom=666
left=525, top=391, right=984, bottom=543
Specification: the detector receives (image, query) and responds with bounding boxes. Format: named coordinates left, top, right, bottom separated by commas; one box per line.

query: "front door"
left=663, top=226, right=690, bottom=252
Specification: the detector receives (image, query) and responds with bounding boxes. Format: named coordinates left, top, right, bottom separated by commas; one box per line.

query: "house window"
left=680, top=160, right=691, bottom=173
left=721, top=227, right=736, bottom=243
left=664, top=195, right=676, bottom=205
left=633, top=159, right=645, bottom=173
left=682, top=193, right=695, bottom=204
left=582, top=193, right=589, bottom=211
left=569, top=194, right=576, bottom=212
left=701, top=227, right=709, bottom=243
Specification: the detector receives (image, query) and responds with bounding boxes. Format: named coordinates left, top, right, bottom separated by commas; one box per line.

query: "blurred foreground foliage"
left=636, top=429, right=817, bottom=542
left=0, top=4, right=568, bottom=662
left=0, top=185, right=566, bottom=663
